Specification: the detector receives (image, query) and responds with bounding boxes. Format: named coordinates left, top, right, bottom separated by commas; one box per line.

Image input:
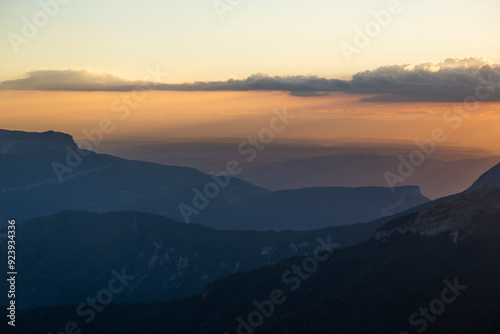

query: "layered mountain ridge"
left=9, top=161, right=500, bottom=333
left=0, top=129, right=429, bottom=230
left=2, top=142, right=500, bottom=333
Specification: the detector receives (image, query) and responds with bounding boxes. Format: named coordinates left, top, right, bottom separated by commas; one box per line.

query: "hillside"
left=0, top=210, right=390, bottom=308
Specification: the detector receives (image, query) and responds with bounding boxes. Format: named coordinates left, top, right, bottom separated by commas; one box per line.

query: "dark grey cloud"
left=351, top=57, right=500, bottom=102
left=156, top=73, right=349, bottom=92
left=2, top=57, right=500, bottom=102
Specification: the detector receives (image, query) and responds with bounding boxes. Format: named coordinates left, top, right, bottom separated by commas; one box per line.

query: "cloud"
left=158, top=73, right=350, bottom=93
left=350, top=57, right=500, bottom=102
left=2, top=57, right=500, bottom=102
left=0, top=69, right=150, bottom=91
left=288, top=91, right=330, bottom=97
left=0, top=70, right=348, bottom=93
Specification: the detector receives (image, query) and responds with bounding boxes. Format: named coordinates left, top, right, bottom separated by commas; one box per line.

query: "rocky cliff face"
left=374, top=187, right=500, bottom=241
left=467, top=162, right=500, bottom=191
left=375, top=161, right=500, bottom=241
left=0, top=130, right=77, bottom=154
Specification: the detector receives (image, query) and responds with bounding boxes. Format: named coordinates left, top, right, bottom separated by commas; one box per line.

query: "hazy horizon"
left=2, top=89, right=500, bottom=153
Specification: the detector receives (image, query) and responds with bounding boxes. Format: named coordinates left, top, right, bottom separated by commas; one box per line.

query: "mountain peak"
left=0, top=129, right=77, bottom=154
left=467, top=162, right=500, bottom=191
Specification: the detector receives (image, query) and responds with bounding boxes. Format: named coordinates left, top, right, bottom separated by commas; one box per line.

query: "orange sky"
left=2, top=90, right=500, bottom=153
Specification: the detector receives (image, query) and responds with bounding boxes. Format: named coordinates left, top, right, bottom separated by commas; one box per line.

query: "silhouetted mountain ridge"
left=0, top=129, right=429, bottom=230
left=0, top=129, right=76, bottom=153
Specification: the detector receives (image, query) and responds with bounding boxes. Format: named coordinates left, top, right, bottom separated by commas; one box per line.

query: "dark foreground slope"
left=8, top=187, right=500, bottom=333
left=0, top=210, right=391, bottom=309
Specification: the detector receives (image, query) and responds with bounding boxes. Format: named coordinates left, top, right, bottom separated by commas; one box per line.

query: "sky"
left=1, top=0, right=500, bottom=81
left=1, top=0, right=500, bottom=151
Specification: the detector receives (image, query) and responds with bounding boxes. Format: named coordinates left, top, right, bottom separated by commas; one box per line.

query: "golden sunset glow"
left=1, top=90, right=500, bottom=152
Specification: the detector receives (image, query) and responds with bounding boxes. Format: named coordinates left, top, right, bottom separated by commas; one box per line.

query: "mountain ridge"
left=0, top=129, right=429, bottom=230
left=0, top=129, right=76, bottom=154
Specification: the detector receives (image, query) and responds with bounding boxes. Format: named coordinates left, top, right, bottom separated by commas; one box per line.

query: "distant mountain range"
left=9, top=162, right=500, bottom=333
left=95, top=140, right=500, bottom=199
left=232, top=185, right=428, bottom=230
left=242, top=154, right=500, bottom=200
left=0, top=129, right=429, bottom=230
